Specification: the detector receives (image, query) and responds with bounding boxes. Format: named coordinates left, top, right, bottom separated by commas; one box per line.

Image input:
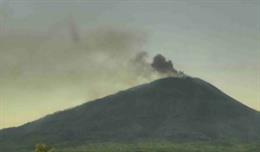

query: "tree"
left=35, top=144, right=52, bottom=152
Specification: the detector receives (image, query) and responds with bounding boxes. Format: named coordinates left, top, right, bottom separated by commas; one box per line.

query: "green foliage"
left=35, top=144, right=52, bottom=152
left=54, top=142, right=260, bottom=152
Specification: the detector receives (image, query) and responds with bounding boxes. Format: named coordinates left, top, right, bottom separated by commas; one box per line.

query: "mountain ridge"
left=1, top=77, right=260, bottom=151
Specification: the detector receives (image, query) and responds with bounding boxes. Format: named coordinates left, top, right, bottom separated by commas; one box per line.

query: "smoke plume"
left=0, top=25, right=183, bottom=129
left=151, top=54, right=178, bottom=76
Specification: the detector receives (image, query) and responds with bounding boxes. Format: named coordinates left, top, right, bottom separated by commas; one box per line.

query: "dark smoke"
left=132, top=52, right=181, bottom=77
left=151, top=54, right=178, bottom=75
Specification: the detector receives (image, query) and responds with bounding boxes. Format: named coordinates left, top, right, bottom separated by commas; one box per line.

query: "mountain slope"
left=1, top=77, right=260, bottom=151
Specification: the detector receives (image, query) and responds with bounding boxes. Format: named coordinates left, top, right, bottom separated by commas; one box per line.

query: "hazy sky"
left=0, top=0, right=259, bottom=129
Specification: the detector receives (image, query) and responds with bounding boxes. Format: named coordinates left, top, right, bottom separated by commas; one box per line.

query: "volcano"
left=0, top=77, right=260, bottom=151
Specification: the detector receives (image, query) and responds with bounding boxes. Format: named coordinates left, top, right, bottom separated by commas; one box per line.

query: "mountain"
left=0, top=77, right=260, bottom=151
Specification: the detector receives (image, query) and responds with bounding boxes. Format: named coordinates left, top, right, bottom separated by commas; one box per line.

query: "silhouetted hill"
left=0, top=77, right=260, bottom=151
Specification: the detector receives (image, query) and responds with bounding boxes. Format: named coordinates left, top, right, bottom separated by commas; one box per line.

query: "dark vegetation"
left=1, top=77, right=260, bottom=152
left=62, top=142, right=260, bottom=152
left=35, top=144, right=52, bottom=152
left=36, top=141, right=260, bottom=152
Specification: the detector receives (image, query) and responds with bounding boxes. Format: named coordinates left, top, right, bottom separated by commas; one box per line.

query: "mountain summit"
left=1, top=77, right=260, bottom=151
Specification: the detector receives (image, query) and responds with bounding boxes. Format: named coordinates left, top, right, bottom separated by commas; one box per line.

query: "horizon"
left=0, top=0, right=259, bottom=129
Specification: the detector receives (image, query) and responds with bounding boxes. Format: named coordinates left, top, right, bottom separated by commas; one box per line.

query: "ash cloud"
left=0, top=27, right=156, bottom=101
left=0, top=24, right=185, bottom=129
left=0, top=25, right=183, bottom=116
left=131, top=52, right=181, bottom=78
left=151, top=54, right=178, bottom=75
